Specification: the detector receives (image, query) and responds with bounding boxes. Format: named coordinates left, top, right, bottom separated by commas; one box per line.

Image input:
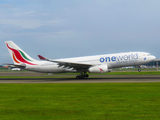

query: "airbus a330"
left=5, top=41, right=156, bottom=79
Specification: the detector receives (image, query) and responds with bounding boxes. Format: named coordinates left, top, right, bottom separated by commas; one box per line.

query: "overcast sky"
left=0, top=0, right=160, bottom=63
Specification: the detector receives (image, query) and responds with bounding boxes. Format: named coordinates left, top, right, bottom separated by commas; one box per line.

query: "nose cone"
left=146, top=54, right=156, bottom=62
left=150, top=55, right=156, bottom=61
left=152, top=56, right=156, bottom=60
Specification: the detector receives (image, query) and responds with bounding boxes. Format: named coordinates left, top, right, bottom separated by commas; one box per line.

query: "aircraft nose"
left=152, top=56, right=156, bottom=60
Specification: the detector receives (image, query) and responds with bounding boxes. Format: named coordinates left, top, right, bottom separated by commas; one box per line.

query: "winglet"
left=38, top=55, right=47, bottom=60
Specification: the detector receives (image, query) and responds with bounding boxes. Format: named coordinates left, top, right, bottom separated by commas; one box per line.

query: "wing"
left=38, top=55, right=93, bottom=72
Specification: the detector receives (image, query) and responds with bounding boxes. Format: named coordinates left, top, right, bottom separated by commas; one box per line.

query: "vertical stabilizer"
left=5, top=41, right=37, bottom=65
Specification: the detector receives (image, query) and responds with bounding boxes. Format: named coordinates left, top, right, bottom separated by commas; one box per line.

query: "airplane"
left=5, top=41, right=156, bottom=79
left=3, top=65, right=22, bottom=71
left=11, top=68, right=22, bottom=71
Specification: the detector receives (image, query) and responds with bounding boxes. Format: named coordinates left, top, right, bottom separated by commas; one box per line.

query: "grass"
left=106, top=71, right=160, bottom=75
left=0, top=83, right=160, bottom=120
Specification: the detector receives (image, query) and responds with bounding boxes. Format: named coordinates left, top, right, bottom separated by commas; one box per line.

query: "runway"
left=1, top=75, right=160, bottom=83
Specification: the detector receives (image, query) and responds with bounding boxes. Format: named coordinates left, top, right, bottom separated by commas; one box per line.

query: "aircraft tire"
left=138, top=69, right=141, bottom=72
left=76, top=76, right=81, bottom=79
left=81, top=75, right=85, bottom=79
left=85, top=74, right=89, bottom=78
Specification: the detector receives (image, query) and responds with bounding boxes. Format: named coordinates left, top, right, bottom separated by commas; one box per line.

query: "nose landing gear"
left=138, top=65, right=141, bottom=72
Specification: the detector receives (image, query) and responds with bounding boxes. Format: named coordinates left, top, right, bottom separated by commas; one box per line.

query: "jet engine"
left=88, top=65, right=109, bottom=73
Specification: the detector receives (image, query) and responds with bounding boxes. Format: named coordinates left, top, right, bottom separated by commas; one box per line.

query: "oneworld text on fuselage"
left=100, top=53, right=138, bottom=63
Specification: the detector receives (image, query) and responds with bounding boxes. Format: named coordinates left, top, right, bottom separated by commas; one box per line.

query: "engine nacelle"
left=88, top=65, right=108, bottom=73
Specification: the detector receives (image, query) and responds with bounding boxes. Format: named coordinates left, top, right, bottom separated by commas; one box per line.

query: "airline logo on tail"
left=6, top=43, right=36, bottom=65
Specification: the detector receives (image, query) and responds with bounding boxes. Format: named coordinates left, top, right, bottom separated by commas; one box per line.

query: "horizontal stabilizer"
left=3, top=63, right=26, bottom=69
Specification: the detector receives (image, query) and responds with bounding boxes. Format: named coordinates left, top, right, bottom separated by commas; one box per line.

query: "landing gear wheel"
left=81, top=75, right=85, bottom=79
left=138, top=65, right=141, bottom=72
left=76, top=76, right=81, bottom=79
left=76, top=75, right=85, bottom=79
left=85, top=74, right=89, bottom=78
left=76, top=73, right=89, bottom=79
left=138, top=69, right=141, bottom=72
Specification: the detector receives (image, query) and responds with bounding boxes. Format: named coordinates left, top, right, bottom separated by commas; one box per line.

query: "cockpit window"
left=147, top=54, right=151, bottom=56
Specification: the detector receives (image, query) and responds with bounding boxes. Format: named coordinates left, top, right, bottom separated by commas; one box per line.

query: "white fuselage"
left=25, top=52, right=156, bottom=73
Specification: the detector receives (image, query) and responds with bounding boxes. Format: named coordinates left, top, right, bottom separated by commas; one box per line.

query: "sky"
left=0, top=0, right=160, bottom=63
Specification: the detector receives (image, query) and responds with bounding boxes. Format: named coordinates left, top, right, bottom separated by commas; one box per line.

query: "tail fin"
left=5, top=41, right=37, bottom=65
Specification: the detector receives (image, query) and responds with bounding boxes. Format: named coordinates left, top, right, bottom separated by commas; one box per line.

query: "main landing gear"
left=76, top=72, right=89, bottom=79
